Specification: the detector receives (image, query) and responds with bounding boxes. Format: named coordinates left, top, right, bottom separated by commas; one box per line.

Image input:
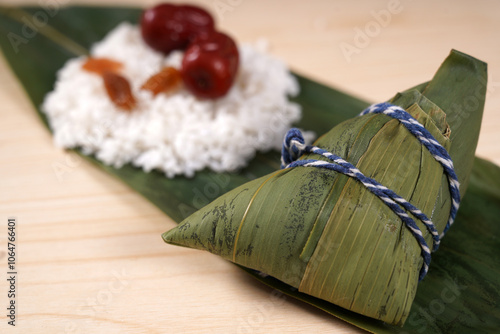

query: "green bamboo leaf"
left=0, top=5, right=498, bottom=333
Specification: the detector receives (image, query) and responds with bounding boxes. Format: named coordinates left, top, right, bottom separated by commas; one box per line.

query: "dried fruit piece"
left=102, top=71, right=136, bottom=111
left=181, top=32, right=239, bottom=99
left=141, top=3, right=215, bottom=55
left=82, top=57, right=123, bottom=75
left=141, top=67, right=182, bottom=96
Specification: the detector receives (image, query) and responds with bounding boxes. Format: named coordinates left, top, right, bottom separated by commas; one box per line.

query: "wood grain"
left=0, top=0, right=499, bottom=333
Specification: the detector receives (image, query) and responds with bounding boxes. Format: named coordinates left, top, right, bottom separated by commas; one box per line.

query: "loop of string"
left=281, top=103, right=460, bottom=281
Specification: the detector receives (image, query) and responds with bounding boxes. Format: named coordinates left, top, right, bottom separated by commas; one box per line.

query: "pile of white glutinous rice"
left=42, top=23, right=306, bottom=178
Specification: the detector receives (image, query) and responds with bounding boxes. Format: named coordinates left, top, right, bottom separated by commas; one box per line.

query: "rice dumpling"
left=162, top=50, right=486, bottom=326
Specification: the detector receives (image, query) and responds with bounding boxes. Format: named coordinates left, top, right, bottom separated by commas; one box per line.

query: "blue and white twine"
left=281, top=102, right=460, bottom=281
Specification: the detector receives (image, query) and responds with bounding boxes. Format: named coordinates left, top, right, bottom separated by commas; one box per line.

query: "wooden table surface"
left=1, top=0, right=499, bottom=333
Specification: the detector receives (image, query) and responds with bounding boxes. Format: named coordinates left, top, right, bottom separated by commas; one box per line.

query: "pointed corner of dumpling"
left=161, top=175, right=272, bottom=260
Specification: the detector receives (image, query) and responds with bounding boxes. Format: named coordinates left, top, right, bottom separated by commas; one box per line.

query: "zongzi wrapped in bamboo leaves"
left=163, top=50, right=486, bottom=326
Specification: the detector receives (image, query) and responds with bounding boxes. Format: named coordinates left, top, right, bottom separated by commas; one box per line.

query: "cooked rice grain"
left=42, top=23, right=305, bottom=178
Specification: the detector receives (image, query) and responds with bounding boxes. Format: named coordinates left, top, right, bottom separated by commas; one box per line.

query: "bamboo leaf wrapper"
left=163, top=51, right=486, bottom=325
left=164, top=50, right=485, bottom=325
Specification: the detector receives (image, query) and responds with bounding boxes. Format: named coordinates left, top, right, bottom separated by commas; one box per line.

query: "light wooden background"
left=0, top=0, right=499, bottom=333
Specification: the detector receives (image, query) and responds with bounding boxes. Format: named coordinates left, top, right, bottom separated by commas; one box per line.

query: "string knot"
left=281, top=128, right=307, bottom=168
left=281, top=103, right=460, bottom=281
